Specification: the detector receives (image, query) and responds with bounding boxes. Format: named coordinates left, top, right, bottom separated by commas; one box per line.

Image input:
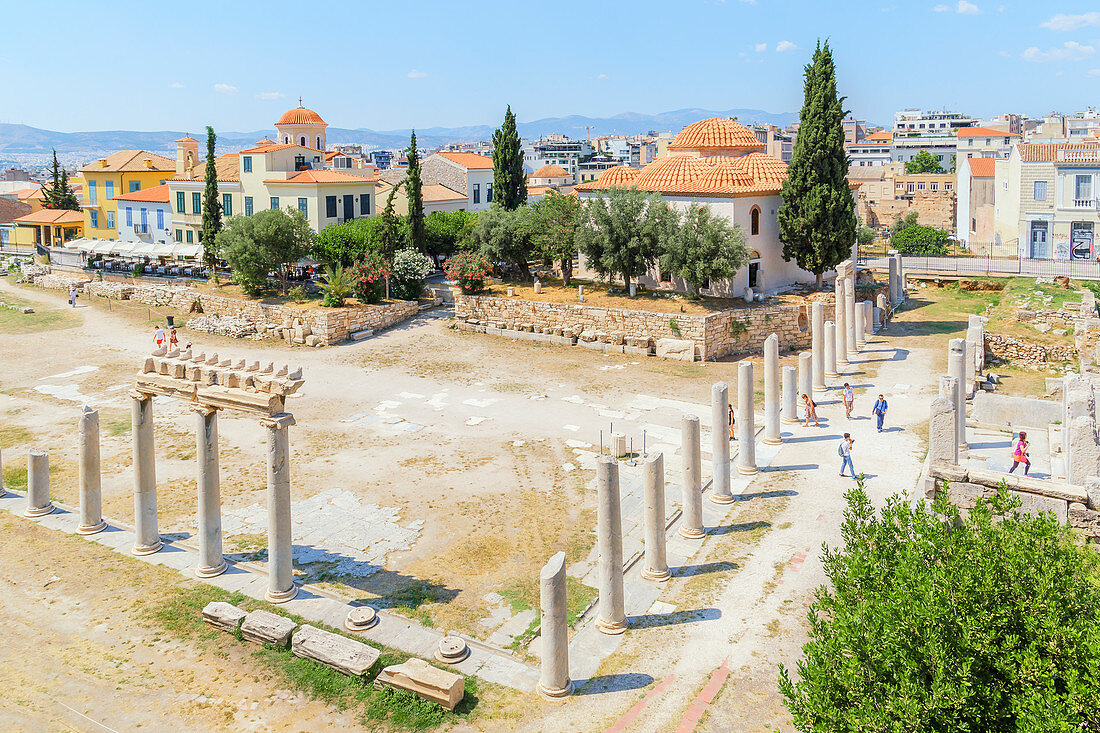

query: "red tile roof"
left=668, top=118, right=764, bottom=151
left=263, top=169, right=376, bottom=185
left=112, top=183, right=171, bottom=203
left=582, top=152, right=788, bottom=197
left=79, top=150, right=175, bottom=173
left=275, top=106, right=327, bottom=126
left=1018, top=141, right=1099, bottom=163
left=957, top=126, right=1020, bottom=138
left=15, top=209, right=84, bottom=225
left=574, top=165, right=641, bottom=191
left=967, top=158, right=996, bottom=177
left=532, top=164, right=570, bottom=178
left=437, top=152, right=494, bottom=170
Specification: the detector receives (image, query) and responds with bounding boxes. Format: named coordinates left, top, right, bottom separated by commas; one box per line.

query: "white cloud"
left=1088, top=68, right=1100, bottom=76
left=1021, top=41, right=1096, bottom=61
left=957, top=1, right=979, bottom=14
left=1040, top=12, right=1100, bottom=31
left=754, top=42, right=767, bottom=52
left=407, top=69, right=428, bottom=78
left=255, top=91, right=283, bottom=100
left=997, top=50, right=1010, bottom=57
left=169, top=82, right=184, bottom=89
left=933, top=4, right=950, bottom=11
left=776, top=40, right=797, bottom=52
left=597, top=73, right=609, bottom=79
left=213, top=83, right=237, bottom=94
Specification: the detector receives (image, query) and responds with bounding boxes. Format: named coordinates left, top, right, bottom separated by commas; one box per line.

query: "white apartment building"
left=112, top=183, right=173, bottom=245
left=956, top=127, right=1020, bottom=160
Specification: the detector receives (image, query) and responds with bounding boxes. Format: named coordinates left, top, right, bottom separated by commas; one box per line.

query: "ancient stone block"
left=375, top=658, right=464, bottom=711
left=656, top=338, right=696, bottom=361
left=202, top=602, right=247, bottom=633
left=291, top=624, right=381, bottom=676
left=240, top=609, right=297, bottom=647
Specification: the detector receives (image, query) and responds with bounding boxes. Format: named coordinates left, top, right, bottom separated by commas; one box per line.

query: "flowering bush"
left=391, top=248, right=435, bottom=300
left=443, top=251, right=491, bottom=294
left=349, top=253, right=391, bottom=304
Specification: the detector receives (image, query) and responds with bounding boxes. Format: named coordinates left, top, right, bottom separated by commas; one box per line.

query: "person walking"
left=838, top=433, right=856, bottom=478
left=153, top=325, right=166, bottom=349
left=728, top=403, right=736, bottom=441
left=842, top=383, right=854, bottom=419
left=68, top=285, right=77, bottom=308
left=169, top=327, right=179, bottom=350
left=802, top=393, right=819, bottom=428
left=872, top=394, right=888, bottom=432
left=1009, top=431, right=1031, bottom=475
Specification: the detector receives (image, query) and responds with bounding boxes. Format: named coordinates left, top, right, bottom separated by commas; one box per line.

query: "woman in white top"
left=842, top=383, right=854, bottom=420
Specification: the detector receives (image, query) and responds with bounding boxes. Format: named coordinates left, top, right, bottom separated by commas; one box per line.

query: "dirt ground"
left=1, top=275, right=949, bottom=731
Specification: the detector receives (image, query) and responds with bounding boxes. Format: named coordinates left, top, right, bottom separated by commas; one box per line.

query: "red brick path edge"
left=675, top=659, right=731, bottom=733
left=604, top=674, right=676, bottom=733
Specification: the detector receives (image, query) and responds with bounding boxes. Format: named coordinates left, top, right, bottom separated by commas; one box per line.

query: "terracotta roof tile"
left=580, top=153, right=787, bottom=197
left=1019, top=141, right=1099, bottom=163
left=956, top=126, right=1020, bottom=138
left=532, top=164, right=570, bottom=178
left=112, top=183, right=171, bottom=203
left=275, top=107, right=327, bottom=126
left=967, top=158, right=996, bottom=177
left=633, top=155, right=713, bottom=193
left=170, top=153, right=240, bottom=183
left=15, top=209, right=84, bottom=225
left=437, top=152, right=494, bottom=170
left=79, top=150, right=175, bottom=173
left=422, top=183, right=468, bottom=202
left=0, top=197, right=32, bottom=224
left=263, top=169, right=375, bottom=185
left=574, top=165, right=641, bottom=191
left=667, top=118, right=764, bottom=151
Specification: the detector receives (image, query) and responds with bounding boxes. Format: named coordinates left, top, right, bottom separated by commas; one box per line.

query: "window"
left=917, top=183, right=926, bottom=191
left=105, top=181, right=114, bottom=199
left=175, top=229, right=182, bottom=242
left=89, top=181, right=97, bottom=204
left=106, top=211, right=115, bottom=229
left=197, top=231, right=202, bottom=243
left=971, top=218, right=976, bottom=231
left=931, top=183, right=938, bottom=191
left=487, top=183, right=493, bottom=203
left=659, top=269, right=672, bottom=283
left=298, top=198, right=307, bottom=215
left=186, top=229, right=193, bottom=243
left=129, top=181, right=140, bottom=192
left=906, top=183, right=915, bottom=193
left=140, top=208, right=147, bottom=231
left=473, top=183, right=480, bottom=204
left=936, top=155, right=944, bottom=162
left=157, top=209, right=164, bottom=230
left=126, top=206, right=133, bottom=226
left=245, top=196, right=254, bottom=216
left=176, top=191, right=185, bottom=213
left=360, top=193, right=370, bottom=216
left=90, top=210, right=98, bottom=228
left=945, top=182, right=953, bottom=191
left=299, top=136, right=306, bottom=146
left=243, top=156, right=252, bottom=173
left=192, top=192, right=201, bottom=214
left=1034, top=180, right=1047, bottom=200
left=316, top=135, right=321, bottom=149
left=325, top=196, right=337, bottom=218
left=750, top=206, right=760, bottom=235
left=985, top=138, right=991, bottom=146
left=1076, top=174, right=1093, bottom=201
left=222, top=193, right=232, bottom=216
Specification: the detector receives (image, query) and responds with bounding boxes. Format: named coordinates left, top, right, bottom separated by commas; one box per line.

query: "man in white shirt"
left=839, top=433, right=856, bottom=478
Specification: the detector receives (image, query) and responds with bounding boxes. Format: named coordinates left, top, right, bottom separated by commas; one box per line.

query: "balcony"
left=1058, top=149, right=1100, bottom=163
left=1071, top=198, right=1098, bottom=210
left=133, top=223, right=149, bottom=234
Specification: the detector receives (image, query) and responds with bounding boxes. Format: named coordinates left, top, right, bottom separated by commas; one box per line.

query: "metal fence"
left=859, top=253, right=1100, bottom=280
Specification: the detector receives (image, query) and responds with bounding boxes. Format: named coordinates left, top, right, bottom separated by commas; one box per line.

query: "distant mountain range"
left=0, top=107, right=796, bottom=162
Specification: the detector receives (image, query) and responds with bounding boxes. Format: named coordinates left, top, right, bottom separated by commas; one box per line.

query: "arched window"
left=750, top=206, right=760, bottom=236
left=299, top=136, right=306, bottom=146
left=316, top=135, right=322, bottom=149
left=284, top=135, right=289, bottom=144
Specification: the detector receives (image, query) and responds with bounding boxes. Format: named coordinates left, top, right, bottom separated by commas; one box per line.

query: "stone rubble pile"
left=984, top=333, right=1077, bottom=369
left=186, top=314, right=257, bottom=339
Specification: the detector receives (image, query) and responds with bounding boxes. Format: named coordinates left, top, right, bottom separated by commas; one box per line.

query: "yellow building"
left=13, top=209, right=84, bottom=247
left=80, top=150, right=175, bottom=239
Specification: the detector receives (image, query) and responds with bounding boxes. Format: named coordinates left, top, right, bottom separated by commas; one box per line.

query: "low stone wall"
left=984, top=333, right=1077, bottom=366
left=453, top=293, right=842, bottom=360
left=971, top=391, right=1062, bottom=429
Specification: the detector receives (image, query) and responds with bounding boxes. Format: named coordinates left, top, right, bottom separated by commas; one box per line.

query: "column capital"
left=127, top=389, right=154, bottom=401
left=191, top=404, right=220, bottom=417
left=260, top=412, right=296, bottom=430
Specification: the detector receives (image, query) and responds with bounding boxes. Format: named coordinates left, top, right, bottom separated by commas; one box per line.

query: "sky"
left=1, top=0, right=1098, bottom=133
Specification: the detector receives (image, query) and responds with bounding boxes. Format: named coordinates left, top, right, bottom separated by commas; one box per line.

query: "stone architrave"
left=77, top=405, right=106, bottom=534
left=736, top=361, right=757, bottom=475
left=797, top=352, right=812, bottom=405
left=24, top=449, right=54, bottom=517
left=537, top=550, right=572, bottom=697
left=947, top=339, right=968, bottom=449
left=781, top=366, right=798, bottom=424
left=376, top=658, right=465, bottom=711
left=888, top=254, right=899, bottom=305
left=292, top=624, right=381, bottom=677
left=811, top=301, right=825, bottom=393
left=679, top=415, right=705, bottom=538
left=844, top=275, right=857, bottom=355
left=824, top=321, right=837, bottom=377
left=595, top=456, right=626, bottom=634
left=195, top=406, right=227, bottom=578
left=936, top=377, right=960, bottom=465
left=763, top=334, right=781, bottom=445
left=928, top=397, right=958, bottom=466
left=130, top=391, right=161, bottom=555
left=854, top=303, right=866, bottom=350
left=262, top=413, right=298, bottom=603
left=710, top=382, right=733, bottom=504
left=834, top=277, right=848, bottom=366
left=641, top=452, right=671, bottom=581
left=863, top=301, right=873, bottom=339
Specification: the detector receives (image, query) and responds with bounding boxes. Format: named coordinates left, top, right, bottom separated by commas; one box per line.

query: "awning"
left=172, top=244, right=202, bottom=258
left=128, top=242, right=160, bottom=256
left=69, top=238, right=98, bottom=252
left=91, top=241, right=116, bottom=254
left=110, top=242, right=137, bottom=256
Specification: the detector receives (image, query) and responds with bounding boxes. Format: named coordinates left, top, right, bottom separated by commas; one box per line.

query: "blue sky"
left=1, top=0, right=1098, bottom=133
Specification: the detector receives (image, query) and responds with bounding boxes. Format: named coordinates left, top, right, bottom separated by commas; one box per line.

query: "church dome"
left=276, top=106, right=327, bottom=126
left=632, top=155, right=712, bottom=193
left=668, top=117, right=764, bottom=152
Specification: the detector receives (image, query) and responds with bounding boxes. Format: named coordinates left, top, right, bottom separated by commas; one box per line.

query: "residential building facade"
left=112, top=183, right=173, bottom=245
left=376, top=151, right=494, bottom=215
left=80, top=150, right=175, bottom=240
left=956, top=126, right=1020, bottom=160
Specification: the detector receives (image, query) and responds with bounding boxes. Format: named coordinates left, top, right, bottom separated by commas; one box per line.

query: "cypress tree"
left=777, top=41, right=856, bottom=288
left=56, top=167, right=80, bottom=211
left=492, top=106, right=526, bottom=210
left=43, top=149, right=62, bottom=209
left=201, top=126, right=223, bottom=268
left=405, top=130, right=425, bottom=252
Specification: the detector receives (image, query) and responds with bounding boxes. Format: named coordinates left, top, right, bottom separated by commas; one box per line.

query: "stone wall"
left=984, top=333, right=1077, bottom=366
left=453, top=293, right=842, bottom=360
left=971, top=391, right=1062, bottom=429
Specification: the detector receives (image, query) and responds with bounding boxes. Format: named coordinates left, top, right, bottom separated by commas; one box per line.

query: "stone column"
left=876, top=293, right=887, bottom=325
left=845, top=275, right=857, bottom=355
left=24, top=449, right=54, bottom=517
left=811, top=301, right=825, bottom=393
left=710, top=382, right=733, bottom=504
left=947, top=339, right=968, bottom=449
left=537, top=551, right=572, bottom=699
left=824, top=321, right=838, bottom=377
left=888, top=254, right=899, bottom=305
left=77, top=406, right=106, bottom=534
left=798, top=351, right=812, bottom=405
left=763, top=334, right=781, bottom=445
left=130, top=391, right=161, bottom=555
left=0, top=445, right=5, bottom=498
left=863, top=301, right=874, bottom=339
left=937, top=377, right=960, bottom=465
left=679, top=415, right=705, bottom=539
left=263, top=413, right=298, bottom=603
left=854, top=302, right=866, bottom=350
left=894, top=251, right=905, bottom=302
left=195, top=407, right=227, bottom=578
left=834, top=277, right=848, bottom=366
left=595, top=456, right=626, bottom=634
left=736, top=361, right=757, bottom=475
left=781, top=365, right=798, bottom=424
left=641, top=452, right=670, bottom=581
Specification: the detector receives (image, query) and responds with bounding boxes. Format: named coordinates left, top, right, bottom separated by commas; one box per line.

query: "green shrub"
left=891, top=225, right=953, bottom=256
left=287, top=285, right=307, bottom=304
left=390, top=248, right=434, bottom=301
left=320, top=265, right=351, bottom=307
left=443, top=251, right=491, bottom=294
left=348, top=254, right=389, bottom=304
